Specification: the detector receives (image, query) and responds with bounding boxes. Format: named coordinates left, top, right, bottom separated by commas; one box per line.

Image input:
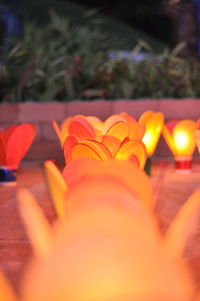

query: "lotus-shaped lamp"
left=163, top=120, right=197, bottom=173
left=0, top=123, right=36, bottom=185
left=52, top=113, right=144, bottom=146
left=62, top=115, right=147, bottom=169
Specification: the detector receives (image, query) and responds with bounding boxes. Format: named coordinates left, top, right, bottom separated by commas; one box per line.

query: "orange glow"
left=0, top=271, right=18, bottom=301
left=59, top=114, right=147, bottom=169
left=0, top=123, right=36, bottom=169
left=15, top=159, right=200, bottom=301
left=52, top=113, right=145, bottom=146
left=44, top=161, right=68, bottom=220
left=64, top=136, right=146, bottom=169
left=163, top=120, right=197, bottom=157
left=139, top=111, right=164, bottom=157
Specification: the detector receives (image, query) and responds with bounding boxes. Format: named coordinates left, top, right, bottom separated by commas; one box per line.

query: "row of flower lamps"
left=0, top=111, right=200, bottom=184
left=1, top=113, right=200, bottom=300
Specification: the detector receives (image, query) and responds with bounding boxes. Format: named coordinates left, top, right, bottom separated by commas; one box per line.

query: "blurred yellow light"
left=173, top=131, right=189, bottom=151
left=163, top=120, right=197, bottom=158
left=139, top=111, right=164, bottom=157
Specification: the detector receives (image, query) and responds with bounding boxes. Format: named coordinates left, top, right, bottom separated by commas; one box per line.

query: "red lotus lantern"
left=0, top=123, right=36, bottom=185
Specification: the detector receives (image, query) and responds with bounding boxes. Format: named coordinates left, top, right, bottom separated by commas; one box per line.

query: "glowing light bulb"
left=173, top=131, right=189, bottom=151
left=163, top=120, right=197, bottom=173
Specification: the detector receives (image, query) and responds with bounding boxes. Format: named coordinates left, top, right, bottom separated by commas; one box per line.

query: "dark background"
left=61, top=0, right=171, bottom=43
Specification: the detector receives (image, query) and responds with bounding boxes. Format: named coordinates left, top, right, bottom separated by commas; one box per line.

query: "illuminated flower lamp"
left=139, top=111, right=164, bottom=175
left=163, top=120, right=197, bottom=173
left=60, top=114, right=147, bottom=169
left=52, top=113, right=145, bottom=146
left=0, top=123, right=36, bottom=185
left=15, top=163, right=200, bottom=301
left=63, top=135, right=146, bottom=169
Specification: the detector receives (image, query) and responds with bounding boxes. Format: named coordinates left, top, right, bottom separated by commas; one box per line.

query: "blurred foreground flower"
left=44, top=159, right=154, bottom=220
left=15, top=159, right=200, bottom=301
left=163, top=119, right=197, bottom=172
left=1, top=160, right=200, bottom=300
left=0, top=123, right=36, bottom=185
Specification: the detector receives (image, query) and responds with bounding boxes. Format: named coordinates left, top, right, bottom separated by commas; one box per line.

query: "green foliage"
left=1, top=9, right=200, bottom=102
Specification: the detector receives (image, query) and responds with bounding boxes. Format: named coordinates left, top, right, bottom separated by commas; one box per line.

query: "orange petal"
left=101, top=135, right=121, bottom=156
left=116, top=139, right=147, bottom=169
left=120, top=112, right=137, bottom=123
left=68, top=117, right=96, bottom=140
left=162, top=124, right=176, bottom=156
left=139, top=111, right=154, bottom=124
left=104, top=121, right=130, bottom=141
left=66, top=160, right=153, bottom=208
left=63, top=158, right=98, bottom=187
left=18, top=189, right=53, bottom=258
left=44, top=161, right=68, bottom=220
left=120, top=112, right=144, bottom=139
left=103, top=114, right=126, bottom=132
left=140, top=112, right=164, bottom=157
left=63, top=136, right=78, bottom=164
left=52, top=120, right=63, bottom=145
left=6, top=123, right=36, bottom=169
left=71, top=140, right=112, bottom=161
left=0, top=271, right=18, bottom=301
left=164, top=189, right=200, bottom=257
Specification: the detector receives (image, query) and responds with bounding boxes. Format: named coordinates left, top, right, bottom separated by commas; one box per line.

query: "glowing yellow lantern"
left=163, top=120, right=197, bottom=173
left=139, top=111, right=164, bottom=157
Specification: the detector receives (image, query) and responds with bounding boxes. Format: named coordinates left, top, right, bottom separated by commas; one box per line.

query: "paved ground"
left=0, top=159, right=200, bottom=295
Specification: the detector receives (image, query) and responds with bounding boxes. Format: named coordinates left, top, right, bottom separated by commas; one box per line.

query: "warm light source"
left=139, top=111, right=164, bottom=174
left=14, top=159, right=200, bottom=301
left=61, top=114, right=147, bottom=169
left=139, top=111, right=164, bottom=157
left=163, top=120, right=197, bottom=173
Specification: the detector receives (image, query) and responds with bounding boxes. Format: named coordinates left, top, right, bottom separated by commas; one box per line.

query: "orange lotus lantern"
left=0, top=123, right=36, bottom=185
left=53, top=113, right=145, bottom=144
left=163, top=120, right=197, bottom=173
left=61, top=115, right=147, bottom=169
